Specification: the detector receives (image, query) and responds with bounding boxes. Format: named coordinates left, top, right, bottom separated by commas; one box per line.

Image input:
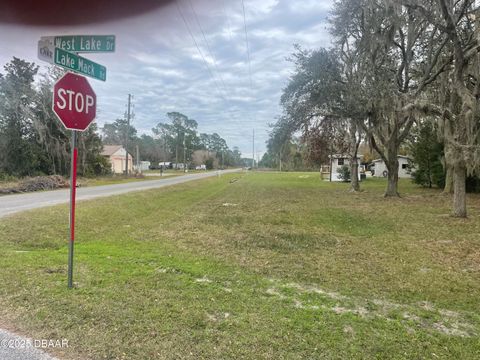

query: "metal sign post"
left=68, top=130, right=78, bottom=288
left=40, top=34, right=111, bottom=288
left=52, top=72, right=97, bottom=288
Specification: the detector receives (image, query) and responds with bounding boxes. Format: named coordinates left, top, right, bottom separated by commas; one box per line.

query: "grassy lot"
left=0, top=172, right=479, bottom=359
left=77, top=174, right=178, bottom=187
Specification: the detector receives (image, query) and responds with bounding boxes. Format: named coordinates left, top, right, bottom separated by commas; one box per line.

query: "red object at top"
left=52, top=72, right=97, bottom=131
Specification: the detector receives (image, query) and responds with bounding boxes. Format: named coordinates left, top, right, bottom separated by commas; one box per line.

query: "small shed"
left=371, top=155, right=412, bottom=178
left=101, top=145, right=134, bottom=174
left=327, top=154, right=362, bottom=182
left=137, top=161, right=151, bottom=171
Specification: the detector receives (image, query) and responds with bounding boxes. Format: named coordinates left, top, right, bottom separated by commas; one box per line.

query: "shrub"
left=205, top=158, right=214, bottom=170
left=337, top=165, right=351, bottom=182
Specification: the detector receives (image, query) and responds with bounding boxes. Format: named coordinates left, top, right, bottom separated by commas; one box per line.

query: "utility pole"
left=252, top=129, right=255, bottom=169
left=125, top=93, right=132, bottom=175
left=136, top=144, right=139, bottom=173
left=163, top=129, right=167, bottom=165
left=175, top=130, right=179, bottom=170
left=183, top=134, right=187, bottom=173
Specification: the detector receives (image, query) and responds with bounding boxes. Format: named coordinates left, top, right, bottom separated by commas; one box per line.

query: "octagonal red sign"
left=52, top=72, right=96, bottom=131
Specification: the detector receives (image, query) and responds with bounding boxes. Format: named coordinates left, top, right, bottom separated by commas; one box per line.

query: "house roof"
left=328, top=154, right=363, bottom=159
left=101, top=145, right=124, bottom=156
left=372, top=155, right=411, bottom=163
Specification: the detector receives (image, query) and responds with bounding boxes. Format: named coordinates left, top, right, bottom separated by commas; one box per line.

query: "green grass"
left=0, top=172, right=479, bottom=359
left=78, top=174, right=172, bottom=187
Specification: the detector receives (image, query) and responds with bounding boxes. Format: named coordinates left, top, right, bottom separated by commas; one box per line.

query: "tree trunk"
left=384, top=156, right=399, bottom=197
left=348, top=122, right=360, bottom=192
left=452, top=163, right=467, bottom=218
left=350, top=158, right=360, bottom=192
left=443, top=165, right=454, bottom=194
left=175, top=145, right=178, bottom=169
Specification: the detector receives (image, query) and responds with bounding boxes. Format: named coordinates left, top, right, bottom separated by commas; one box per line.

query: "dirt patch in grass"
left=264, top=279, right=477, bottom=338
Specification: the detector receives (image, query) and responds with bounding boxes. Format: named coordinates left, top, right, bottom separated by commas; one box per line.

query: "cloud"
left=0, top=0, right=333, bottom=158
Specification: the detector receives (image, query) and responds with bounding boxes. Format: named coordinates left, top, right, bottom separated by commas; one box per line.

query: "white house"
left=136, top=161, right=151, bottom=172
left=371, top=155, right=412, bottom=178
left=327, top=154, right=362, bottom=182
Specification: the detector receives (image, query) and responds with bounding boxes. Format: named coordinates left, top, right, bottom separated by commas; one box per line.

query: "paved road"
left=0, top=329, right=58, bottom=360
left=0, top=169, right=242, bottom=360
left=0, top=169, right=242, bottom=218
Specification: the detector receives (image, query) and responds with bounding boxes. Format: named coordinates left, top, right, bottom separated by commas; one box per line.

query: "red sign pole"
left=51, top=72, right=97, bottom=288
left=68, top=130, right=78, bottom=289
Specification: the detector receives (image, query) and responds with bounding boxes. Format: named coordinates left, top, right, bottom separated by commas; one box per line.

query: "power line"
left=241, top=0, right=257, bottom=161
left=185, top=0, right=247, bottom=126
left=187, top=0, right=229, bottom=93
left=176, top=1, right=226, bottom=100
left=176, top=0, right=242, bottom=124
left=222, top=0, right=233, bottom=40
left=241, top=0, right=253, bottom=89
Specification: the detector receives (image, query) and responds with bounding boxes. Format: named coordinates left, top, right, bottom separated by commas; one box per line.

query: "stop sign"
left=52, top=72, right=96, bottom=131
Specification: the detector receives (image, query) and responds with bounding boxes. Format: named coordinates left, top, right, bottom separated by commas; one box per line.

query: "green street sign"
left=43, top=35, right=115, bottom=53
left=54, top=47, right=107, bottom=81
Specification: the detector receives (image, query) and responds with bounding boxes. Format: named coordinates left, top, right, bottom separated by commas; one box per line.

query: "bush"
left=410, top=122, right=445, bottom=188
left=412, top=162, right=445, bottom=189
left=467, top=176, right=480, bottom=193
left=205, top=158, right=214, bottom=170
left=337, top=165, right=351, bottom=182
left=83, top=155, right=112, bottom=177
left=0, top=173, right=18, bottom=182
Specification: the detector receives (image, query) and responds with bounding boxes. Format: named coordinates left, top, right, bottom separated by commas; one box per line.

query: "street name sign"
left=38, top=38, right=54, bottom=63
left=52, top=72, right=97, bottom=131
left=38, top=40, right=107, bottom=81
left=54, top=47, right=107, bottom=81
left=41, top=35, right=115, bottom=53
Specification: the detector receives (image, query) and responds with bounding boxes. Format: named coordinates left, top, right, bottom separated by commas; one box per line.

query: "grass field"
left=77, top=173, right=182, bottom=187
left=0, top=172, right=479, bottom=359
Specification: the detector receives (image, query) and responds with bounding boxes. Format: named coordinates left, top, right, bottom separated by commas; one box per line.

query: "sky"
left=0, top=0, right=333, bottom=159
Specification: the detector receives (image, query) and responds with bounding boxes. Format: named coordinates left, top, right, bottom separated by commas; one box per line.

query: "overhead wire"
left=187, top=0, right=229, bottom=93
left=175, top=1, right=226, bottom=101
left=176, top=0, right=258, bottom=152
left=240, top=0, right=254, bottom=89
left=222, top=0, right=234, bottom=40
left=240, top=0, right=258, bottom=160
left=182, top=0, right=245, bottom=122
